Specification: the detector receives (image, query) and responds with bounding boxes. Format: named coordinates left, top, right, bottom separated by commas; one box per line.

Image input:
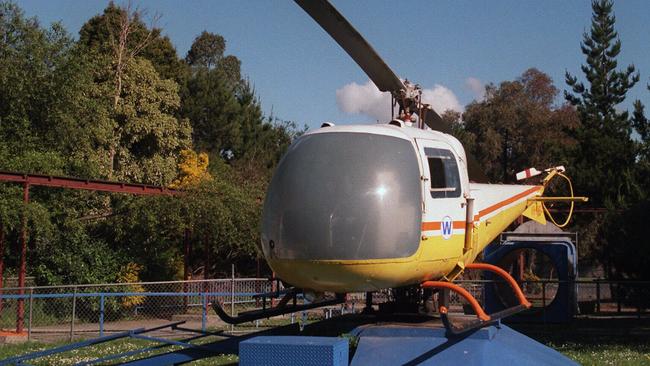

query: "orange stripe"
left=421, top=221, right=465, bottom=231
left=475, top=185, right=541, bottom=220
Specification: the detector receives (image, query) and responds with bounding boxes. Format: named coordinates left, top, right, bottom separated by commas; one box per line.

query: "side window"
left=424, top=147, right=461, bottom=198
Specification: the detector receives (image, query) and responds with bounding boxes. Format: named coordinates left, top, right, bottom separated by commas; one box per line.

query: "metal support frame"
left=213, top=289, right=345, bottom=325
left=0, top=321, right=228, bottom=366
left=0, top=171, right=181, bottom=333
left=422, top=262, right=531, bottom=336
left=0, top=171, right=180, bottom=196
left=16, top=182, right=29, bottom=333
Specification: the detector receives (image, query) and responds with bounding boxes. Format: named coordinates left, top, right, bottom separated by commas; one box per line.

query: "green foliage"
left=456, top=68, right=578, bottom=182
left=181, top=66, right=243, bottom=156
left=564, top=0, right=640, bottom=208
left=185, top=31, right=226, bottom=69
left=0, top=0, right=310, bottom=289
left=107, top=57, right=192, bottom=185
left=603, top=200, right=650, bottom=280
left=78, top=2, right=186, bottom=82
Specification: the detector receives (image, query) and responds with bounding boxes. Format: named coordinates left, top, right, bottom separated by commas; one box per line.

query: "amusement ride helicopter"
left=214, top=0, right=587, bottom=334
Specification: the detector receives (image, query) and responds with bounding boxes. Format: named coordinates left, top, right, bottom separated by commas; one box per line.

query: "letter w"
left=441, top=221, right=452, bottom=235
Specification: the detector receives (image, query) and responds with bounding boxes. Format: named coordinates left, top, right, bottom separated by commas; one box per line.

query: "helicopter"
left=214, top=0, right=586, bottom=334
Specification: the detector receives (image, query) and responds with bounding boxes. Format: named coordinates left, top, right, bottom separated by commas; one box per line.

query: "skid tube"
left=213, top=288, right=345, bottom=325
left=422, top=262, right=532, bottom=336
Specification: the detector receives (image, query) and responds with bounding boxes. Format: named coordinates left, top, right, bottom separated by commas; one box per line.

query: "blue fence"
left=0, top=278, right=277, bottom=342
left=1, top=278, right=647, bottom=344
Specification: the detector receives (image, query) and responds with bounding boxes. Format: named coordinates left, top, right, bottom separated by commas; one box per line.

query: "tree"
left=632, top=100, right=649, bottom=168
left=103, top=57, right=192, bottom=185
left=185, top=31, right=225, bottom=70
left=78, top=2, right=186, bottom=83
left=181, top=67, right=243, bottom=156
left=458, top=69, right=578, bottom=182
left=564, top=0, right=639, bottom=207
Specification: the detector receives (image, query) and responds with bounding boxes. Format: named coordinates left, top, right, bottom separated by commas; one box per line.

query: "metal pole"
left=595, top=279, right=601, bottom=313
left=28, top=288, right=33, bottom=341
left=99, top=294, right=105, bottom=336
left=230, top=264, right=235, bottom=332
left=183, top=229, right=190, bottom=311
left=0, top=225, right=4, bottom=315
left=542, top=281, right=547, bottom=325
left=463, top=197, right=475, bottom=254
left=17, top=182, right=29, bottom=333
left=201, top=292, right=207, bottom=333
left=617, top=283, right=621, bottom=314
left=70, top=286, right=77, bottom=342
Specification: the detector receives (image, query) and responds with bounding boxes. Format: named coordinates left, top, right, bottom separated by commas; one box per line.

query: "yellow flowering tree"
left=116, top=262, right=145, bottom=308
left=170, top=149, right=212, bottom=189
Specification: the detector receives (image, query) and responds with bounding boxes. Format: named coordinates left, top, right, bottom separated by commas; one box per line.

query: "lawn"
left=551, top=342, right=650, bottom=365
left=0, top=335, right=238, bottom=365
left=2, top=317, right=649, bottom=365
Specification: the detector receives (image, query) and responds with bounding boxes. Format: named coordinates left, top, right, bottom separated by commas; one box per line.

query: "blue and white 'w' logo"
left=441, top=216, right=453, bottom=240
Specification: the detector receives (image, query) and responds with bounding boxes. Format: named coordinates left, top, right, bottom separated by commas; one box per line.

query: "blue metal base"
left=240, top=336, right=348, bottom=366
left=350, top=324, right=577, bottom=366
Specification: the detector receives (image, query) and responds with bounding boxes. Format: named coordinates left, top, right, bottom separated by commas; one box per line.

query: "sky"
left=15, top=0, right=650, bottom=130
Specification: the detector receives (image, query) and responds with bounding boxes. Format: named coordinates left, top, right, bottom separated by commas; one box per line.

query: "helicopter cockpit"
left=261, top=129, right=422, bottom=261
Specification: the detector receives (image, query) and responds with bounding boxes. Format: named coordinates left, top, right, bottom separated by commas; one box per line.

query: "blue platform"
left=240, top=336, right=348, bottom=366
left=350, top=324, right=577, bottom=365
left=484, top=237, right=578, bottom=323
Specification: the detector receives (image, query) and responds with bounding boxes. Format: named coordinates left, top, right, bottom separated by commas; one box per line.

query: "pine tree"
left=564, top=0, right=639, bottom=207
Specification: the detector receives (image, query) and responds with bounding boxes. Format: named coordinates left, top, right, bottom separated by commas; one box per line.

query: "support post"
left=28, top=288, right=33, bottom=341
left=230, top=264, right=235, bottom=332
left=363, top=292, right=373, bottom=314
left=70, top=286, right=77, bottom=342
left=463, top=197, right=475, bottom=254
left=595, top=279, right=601, bottom=313
left=183, top=228, right=190, bottom=310
left=17, top=182, right=29, bottom=333
left=201, top=292, right=207, bottom=333
left=99, top=294, right=105, bottom=336
left=203, top=234, right=210, bottom=281
left=542, top=281, right=547, bottom=324
left=617, top=284, right=622, bottom=314
left=0, top=225, right=4, bottom=315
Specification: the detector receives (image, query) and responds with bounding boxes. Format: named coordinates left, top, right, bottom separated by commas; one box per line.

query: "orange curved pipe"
left=466, top=263, right=532, bottom=308
left=421, top=281, right=490, bottom=322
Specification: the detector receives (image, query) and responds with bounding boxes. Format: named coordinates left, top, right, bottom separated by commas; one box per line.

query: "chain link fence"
left=1, top=278, right=648, bottom=343
left=0, top=278, right=274, bottom=343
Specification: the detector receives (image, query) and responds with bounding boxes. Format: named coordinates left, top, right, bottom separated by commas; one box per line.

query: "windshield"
left=262, top=132, right=422, bottom=260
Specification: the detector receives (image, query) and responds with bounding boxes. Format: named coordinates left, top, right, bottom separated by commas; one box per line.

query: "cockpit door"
left=415, top=138, right=466, bottom=259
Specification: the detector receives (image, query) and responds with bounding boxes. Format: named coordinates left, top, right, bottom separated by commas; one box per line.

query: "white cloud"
left=465, top=77, right=485, bottom=101
left=336, top=79, right=462, bottom=121
left=421, top=85, right=463, bottom=115
left=335, top=80, right=392, bottom=121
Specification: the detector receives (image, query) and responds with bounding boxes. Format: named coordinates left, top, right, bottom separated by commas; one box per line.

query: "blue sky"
left=15, top=0, right=650, bottom=129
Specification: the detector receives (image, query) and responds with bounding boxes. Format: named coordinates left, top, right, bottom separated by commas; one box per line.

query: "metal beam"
left=0, top=171, right=181, bottom=333
left=0, top=171, right=180, bottom=196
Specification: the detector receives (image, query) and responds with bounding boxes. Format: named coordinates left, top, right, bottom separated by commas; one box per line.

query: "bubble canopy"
left=262, top=132, right=422, bottom=260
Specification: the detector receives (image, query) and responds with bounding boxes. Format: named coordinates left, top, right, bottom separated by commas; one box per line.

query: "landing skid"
left=422, top=262, right=532, bottom=336
left=213, top=288, right=345, bottom=325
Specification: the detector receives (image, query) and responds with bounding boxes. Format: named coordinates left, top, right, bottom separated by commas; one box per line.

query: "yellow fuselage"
left=268, top=185, right=543, bottom=293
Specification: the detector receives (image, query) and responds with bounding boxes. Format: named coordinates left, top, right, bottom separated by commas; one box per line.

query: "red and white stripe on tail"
left=516, top=167, right=542, bottom=181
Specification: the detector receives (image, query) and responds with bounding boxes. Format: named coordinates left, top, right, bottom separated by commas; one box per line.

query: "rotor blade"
left=423, top=108, right=490, bottom=183
left=422, top=107, right=448, bottom=133
left=294, top=0, right=404, bottom=94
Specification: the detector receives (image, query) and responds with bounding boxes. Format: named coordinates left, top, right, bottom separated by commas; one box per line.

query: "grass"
left=511, top=317, right=650, bottom=366
left=550, top=342, right=650, bottom=365
left=2, top=317, right=650, bottom=365
left=0, top=335, right=238, bottom=365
